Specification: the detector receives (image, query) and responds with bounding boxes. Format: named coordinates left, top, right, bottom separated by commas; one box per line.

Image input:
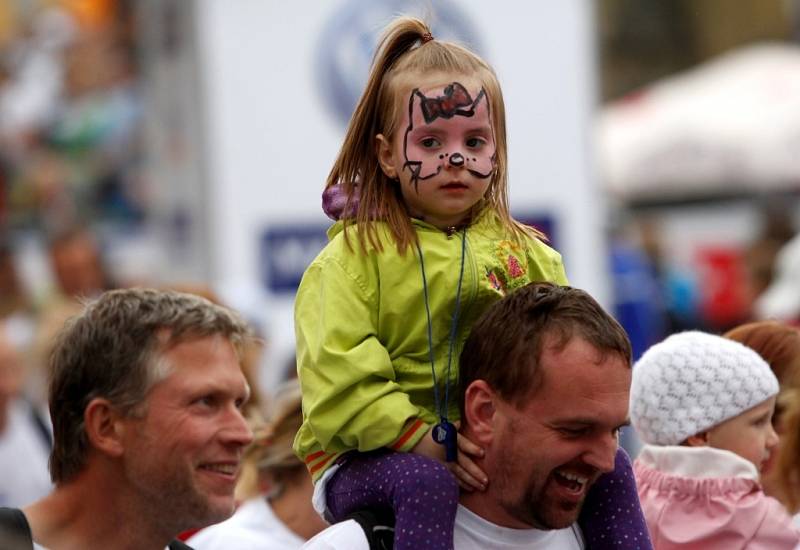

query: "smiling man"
left=304, top=283, right=651, bottom=550
left=0, top=288, right=254, bottom=550
left=456, top=282, right=636, bottom=547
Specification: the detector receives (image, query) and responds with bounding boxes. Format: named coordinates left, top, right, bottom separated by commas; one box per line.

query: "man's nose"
left=222, top=407, right=254, bottom=447
left=583, top=434, right=618, bottom=473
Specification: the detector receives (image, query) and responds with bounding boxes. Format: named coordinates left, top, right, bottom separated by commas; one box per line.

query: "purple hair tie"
left=322, top=183, right=359, bottom=220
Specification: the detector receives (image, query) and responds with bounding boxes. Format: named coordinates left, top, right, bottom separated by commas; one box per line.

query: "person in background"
left=188, top=379, right=327, bottom=549
left=630, top=331, right=800, bottom=549
left=47, top=226, right=113, bottom=300
left=771, top=380, right=800, bottom=527
left=724, top=320, right=800, bottom=516
left=754, top=232, right=800, bottom=323
left=0, top=321, right=52, bottom=508
left=0, top=288, right=254, bottom=550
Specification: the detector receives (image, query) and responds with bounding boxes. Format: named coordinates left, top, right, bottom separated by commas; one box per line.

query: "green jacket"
left=294, top=210, right=568, bottom=479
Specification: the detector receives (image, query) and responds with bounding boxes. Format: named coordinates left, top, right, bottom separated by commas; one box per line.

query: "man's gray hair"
left=48, top=288, right=252, bottom=484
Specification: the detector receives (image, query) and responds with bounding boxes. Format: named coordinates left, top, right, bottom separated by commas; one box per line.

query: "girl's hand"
left=448, top=432, right=488, bottom=492
left=410, top=425, right=446, bottom=462
left=410, top=424, right=489, bottom=492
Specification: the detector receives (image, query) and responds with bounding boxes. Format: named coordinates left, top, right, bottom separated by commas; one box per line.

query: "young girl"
left=294, top=16, right=646, bottom=549
left=630, top=331, right=800, bottom=549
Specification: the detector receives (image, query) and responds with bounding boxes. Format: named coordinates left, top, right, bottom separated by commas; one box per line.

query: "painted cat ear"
left=473, top=89, right=490, bottom=119
left=408, top=89, right=426, bottom=129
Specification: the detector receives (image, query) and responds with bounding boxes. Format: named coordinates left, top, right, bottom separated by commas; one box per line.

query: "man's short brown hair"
left=48, top=288, right=252, bottom=484
left=459, top=282, right=632, bottom=416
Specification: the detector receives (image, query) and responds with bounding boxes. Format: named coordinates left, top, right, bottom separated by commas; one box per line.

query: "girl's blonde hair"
left=724, top=320, right=800, bottom=513
left=327, top=16, right=540, bottom=255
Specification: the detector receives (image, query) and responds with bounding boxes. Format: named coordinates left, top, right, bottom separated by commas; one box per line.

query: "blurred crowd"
left=0, top=0, right=144, bottom=234
left=610, top=200, right=800, bottom=362
left=0, top=1, right=256, bottom=512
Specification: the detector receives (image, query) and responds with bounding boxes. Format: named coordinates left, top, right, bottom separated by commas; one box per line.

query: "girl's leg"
left=578, top=447, right=653, bottom=549
left=326, top=448, right=459, bottom=550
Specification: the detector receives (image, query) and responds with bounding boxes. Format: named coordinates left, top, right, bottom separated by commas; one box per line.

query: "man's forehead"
left=535, top=337, right=630, bottom=396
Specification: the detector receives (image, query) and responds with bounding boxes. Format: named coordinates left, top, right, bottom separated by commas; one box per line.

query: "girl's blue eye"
left=420, top=137, right=440, bottom=148
left=466, top=137, right=485, bottom=148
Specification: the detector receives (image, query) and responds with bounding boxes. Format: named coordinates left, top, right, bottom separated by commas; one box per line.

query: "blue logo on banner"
left=315, top=0, right=484, bottom=127
left=260, top=225, right=329, bottom=293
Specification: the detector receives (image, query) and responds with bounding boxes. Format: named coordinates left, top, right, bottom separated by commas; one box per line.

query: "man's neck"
left=459, top=489, right=521, bottom=529
left=459, top=486, right=554, bottom=531
left=23, top=473, right=174, bottom=550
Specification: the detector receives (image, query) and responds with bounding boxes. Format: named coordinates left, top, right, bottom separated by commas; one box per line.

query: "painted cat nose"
left=448, top=153, right=465, bottom=167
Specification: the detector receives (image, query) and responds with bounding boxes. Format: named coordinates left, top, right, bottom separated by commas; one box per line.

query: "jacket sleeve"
left=525, top=236, right=569, bottom=286
left=295, top=252, right=428, bottom=454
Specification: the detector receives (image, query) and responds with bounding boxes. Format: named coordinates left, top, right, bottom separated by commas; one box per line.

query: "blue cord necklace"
left=415, top=226, right=467, bottom=462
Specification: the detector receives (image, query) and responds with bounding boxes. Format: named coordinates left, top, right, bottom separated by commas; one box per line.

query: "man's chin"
left=205, top=498, right=237, bottom=524
left=181, top=493, right=236, bottom=530
left=537, top=506, right=582, bottom=530
left=533, top=492, right=585, bottom=530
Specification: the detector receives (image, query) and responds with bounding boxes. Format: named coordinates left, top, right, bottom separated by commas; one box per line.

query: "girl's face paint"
left=402, top=81, right=497, bottom=189
left=379, top=78, right=496, bottom=230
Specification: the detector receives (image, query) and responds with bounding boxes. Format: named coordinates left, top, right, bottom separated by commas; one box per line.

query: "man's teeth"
left=558, top=471, right=588, bottom=485
left=202, top=464, right=236, bottom=475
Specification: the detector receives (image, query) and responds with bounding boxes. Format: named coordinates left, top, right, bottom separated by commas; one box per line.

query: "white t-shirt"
left=0, top=399, right=52, bottom=508
left=187, top=497, right=306, bottom=550
left=302, top=504, right=584, bottom=549
left=454, top=505, right=583, bottom=549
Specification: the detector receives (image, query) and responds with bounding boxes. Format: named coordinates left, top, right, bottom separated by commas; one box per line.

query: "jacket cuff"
left=389, top=418, right=430, bottom=452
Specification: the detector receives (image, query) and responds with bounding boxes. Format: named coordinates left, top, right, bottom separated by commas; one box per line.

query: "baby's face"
left=705, top=396, right=778, bottom=472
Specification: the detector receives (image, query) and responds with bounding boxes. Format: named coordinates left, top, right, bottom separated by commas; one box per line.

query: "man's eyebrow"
left=552, top=418, right=631, bottom=428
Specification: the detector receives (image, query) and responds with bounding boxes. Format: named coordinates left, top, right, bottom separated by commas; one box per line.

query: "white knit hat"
left=630, top=331, right=779, bottom=445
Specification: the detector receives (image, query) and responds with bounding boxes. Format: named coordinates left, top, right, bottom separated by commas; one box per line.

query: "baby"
left=630, top=331, right=800, bottom=549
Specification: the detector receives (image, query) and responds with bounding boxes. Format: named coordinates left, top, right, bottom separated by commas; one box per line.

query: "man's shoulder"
left=0, top=507, right=34, bottom=550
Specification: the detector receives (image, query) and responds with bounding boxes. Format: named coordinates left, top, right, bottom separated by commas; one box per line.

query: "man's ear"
left=463, top=380, right=496, bottom=446
left=375, top=134, right=398, bottom=180
left=684, top=431, right=710, bottom=447
left=84, top=398, right=126, bottom=458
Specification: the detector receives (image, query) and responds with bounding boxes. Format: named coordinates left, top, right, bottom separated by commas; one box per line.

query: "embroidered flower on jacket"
left=507, top=254, right=524, bottom=278
left=486, top=269, right=504, bottom=294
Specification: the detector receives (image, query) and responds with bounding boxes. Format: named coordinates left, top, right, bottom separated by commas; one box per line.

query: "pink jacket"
left=634, top=445, right=800, bottom=550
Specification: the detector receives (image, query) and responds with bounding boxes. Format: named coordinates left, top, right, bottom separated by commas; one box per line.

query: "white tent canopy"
left=597, top=42, right=800, bottom=201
